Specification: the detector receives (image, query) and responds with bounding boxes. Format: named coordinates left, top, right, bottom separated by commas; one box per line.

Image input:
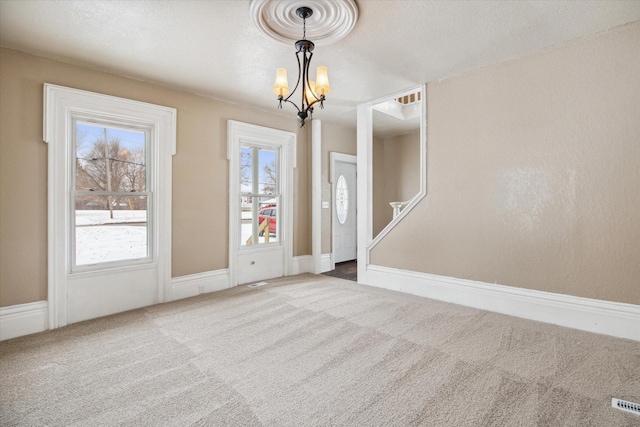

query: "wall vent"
left=612, top=398, right=640, bottom=416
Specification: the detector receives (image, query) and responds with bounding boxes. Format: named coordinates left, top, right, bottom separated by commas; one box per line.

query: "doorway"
left=331, top=152, right=357, bottom=264
left=322, top=260, right=357, bottom=282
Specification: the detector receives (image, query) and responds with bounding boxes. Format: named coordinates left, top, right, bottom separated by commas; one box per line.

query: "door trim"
left=330, top=152, right=357, bottom=268
left=43, top=84, right=176, bottom=329
left=227, top=120, right=296, bottom=287
left=356, top=84, right=427, bottom=284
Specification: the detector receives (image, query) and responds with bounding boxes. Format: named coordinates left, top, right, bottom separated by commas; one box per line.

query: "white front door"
left=228, top=121, right=295, bottom=286
left=332, top=154, right=357, bottom=263
left=44, top=84, right=175, bottom=328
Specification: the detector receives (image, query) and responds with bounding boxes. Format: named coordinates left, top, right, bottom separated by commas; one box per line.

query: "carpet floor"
left=1, top=274, right=639, bottom=426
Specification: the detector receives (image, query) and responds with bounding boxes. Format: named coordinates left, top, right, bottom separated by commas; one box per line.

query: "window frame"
left=70, top=116, right=154, bottom=272
left=239, top=143, right=281, bottom=248
left=44, top=83, right=176, bottom=329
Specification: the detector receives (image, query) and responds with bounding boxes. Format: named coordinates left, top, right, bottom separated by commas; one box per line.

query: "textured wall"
left=372, top=132, right=421, bottom=238
left=370, top=22, right=640, bottom=304
left=0, top=48, right=309, bottom=307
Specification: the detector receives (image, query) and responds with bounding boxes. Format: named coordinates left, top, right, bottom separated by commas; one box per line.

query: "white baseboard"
left=171, top=269, right=230, bottom=301
left=0, top=301, right=49, bottom=341
left=320, top=253, right=333, bottom=273
left=366, top=265, right=640, bottom=341
left=290, top=255, right=314, bottom=275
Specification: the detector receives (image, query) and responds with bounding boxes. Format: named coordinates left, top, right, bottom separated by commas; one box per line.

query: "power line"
left=78, top=156, right=145, bottom=166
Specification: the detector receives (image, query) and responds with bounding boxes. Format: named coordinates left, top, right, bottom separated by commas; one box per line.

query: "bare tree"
left=262, top=160, right=276, bottom=194
left=240, top=150, right=252, bottom=186
left=76, top=137, right=146, bottom=216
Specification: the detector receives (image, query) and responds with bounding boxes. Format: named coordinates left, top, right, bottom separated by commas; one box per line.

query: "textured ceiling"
left=1, top=0, right=639, bottom=129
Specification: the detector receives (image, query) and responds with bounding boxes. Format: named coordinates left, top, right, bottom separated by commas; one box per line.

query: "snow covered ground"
left=75, top=210, right=147, bottom=265
left=74, top=210, right=277, bottom=265
left=76, top=209, right=147, bottom=225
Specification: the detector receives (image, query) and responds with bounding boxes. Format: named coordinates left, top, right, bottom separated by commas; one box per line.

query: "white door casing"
left=331, top=152, right=357, bottom=264
left=357, top=84, right=427, bottom=284
left=227, top=120, right=296, bottom=286
left=44, top=84, right=176, bottom=328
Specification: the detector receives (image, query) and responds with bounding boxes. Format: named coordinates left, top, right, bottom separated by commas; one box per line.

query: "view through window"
left=240, top=145, right=279, bottom=246
left=74, top=122, right=150, bottom=267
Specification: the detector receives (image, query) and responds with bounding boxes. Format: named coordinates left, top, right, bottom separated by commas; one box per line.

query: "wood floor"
left=321, top=260, right=357, bottom=282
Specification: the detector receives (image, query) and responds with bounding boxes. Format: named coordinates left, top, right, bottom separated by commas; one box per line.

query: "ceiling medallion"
left=249, top=0, right=359, bottom=46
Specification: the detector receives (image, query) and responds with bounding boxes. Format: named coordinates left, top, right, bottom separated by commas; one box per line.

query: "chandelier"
left=273, top=7, right=330, bottom=127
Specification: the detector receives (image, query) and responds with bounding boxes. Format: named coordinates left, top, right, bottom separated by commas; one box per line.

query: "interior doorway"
left=331, top=152, right=357, bottom=264
left=322, top=260, right=357, bottom=282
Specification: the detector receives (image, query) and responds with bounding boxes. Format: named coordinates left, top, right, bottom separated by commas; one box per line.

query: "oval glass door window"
left=336, top=174, right=349, bottom=224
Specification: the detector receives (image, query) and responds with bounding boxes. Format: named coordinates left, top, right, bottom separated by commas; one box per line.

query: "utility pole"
left=104, top=128, right=114, bottom=219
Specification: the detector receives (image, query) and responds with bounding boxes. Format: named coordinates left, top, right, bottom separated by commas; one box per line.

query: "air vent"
left=248, top=281, right=269, bottom=288
left=612, top=398, right=640, bottom=416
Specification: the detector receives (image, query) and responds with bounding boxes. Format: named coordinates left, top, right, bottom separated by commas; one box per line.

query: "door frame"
left=227, top=120, right=296, bottom=287
left=330, top=152, right=357, bottom=268
left=356, top=84, right=427, bottom=283
left=43, top=84, right=176, bottom=329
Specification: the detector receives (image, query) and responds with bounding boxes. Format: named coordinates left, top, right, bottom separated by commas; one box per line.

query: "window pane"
left=241, top=196, right=279, bottom=246
left=336, top=174, right=349, bottom=224
left=240, top=146, right=253, bottom=192
left=75, top=195, right=148, bottom=266
left=259, top=148, right=277, bottom=195
left=76, top=123, right=146, bottom=192
left=240, top=146, right=277, bottom=195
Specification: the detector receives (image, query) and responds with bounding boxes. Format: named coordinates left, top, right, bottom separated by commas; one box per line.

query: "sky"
left=241, top=146, right=277, bottom=193
left=77, top=122, right=146, bottom=155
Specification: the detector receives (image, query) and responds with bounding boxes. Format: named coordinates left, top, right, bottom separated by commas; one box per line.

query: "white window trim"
left=43, top=84, right=176, bottom=329
left=227, top=120, right=296, bottom=287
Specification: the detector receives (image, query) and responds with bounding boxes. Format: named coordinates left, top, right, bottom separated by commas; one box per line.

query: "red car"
left=258, top=206, right=277, bottom=236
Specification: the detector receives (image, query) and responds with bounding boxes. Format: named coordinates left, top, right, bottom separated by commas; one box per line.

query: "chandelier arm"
left=283, top=50, right=303, bottom=105
left=304, top=51, right=322, bottom=107
left=306, top=95, right=325, bottom=110
left=281, top=98, right=302, bottom=113
left=301, top=49, right=310, bottom=112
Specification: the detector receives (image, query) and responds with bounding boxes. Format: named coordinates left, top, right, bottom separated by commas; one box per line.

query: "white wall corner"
left=0, top=301, right=49, bottom=341
left=321, top=253, right=334, bottom=273
left=290, top=255, right=315, bottom=275
left=171, top=269, right=230, bottom=301
left=365, top=265, right=640, bottom=342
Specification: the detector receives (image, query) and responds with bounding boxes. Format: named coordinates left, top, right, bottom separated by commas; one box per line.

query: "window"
left=240, top=145, right=280, bottom=246
left=73, top=121, right=151, bottom=268
left=336, top=174, right=349, bottom=224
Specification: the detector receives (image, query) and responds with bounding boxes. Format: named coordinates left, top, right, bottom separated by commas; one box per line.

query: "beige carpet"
left=1, top=274, right=639, bottom=426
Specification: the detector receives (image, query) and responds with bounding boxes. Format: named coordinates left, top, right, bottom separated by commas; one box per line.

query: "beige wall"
left=0, top=48, right=310, bottom=307
left=320, top=122, right=357, bottom=254
left=371, top=22, right=640, bottom=305
left=372, top=132, right=420, bottom=237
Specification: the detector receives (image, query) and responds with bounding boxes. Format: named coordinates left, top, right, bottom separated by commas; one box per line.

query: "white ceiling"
left=1, top=0, right=639, bottom=129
